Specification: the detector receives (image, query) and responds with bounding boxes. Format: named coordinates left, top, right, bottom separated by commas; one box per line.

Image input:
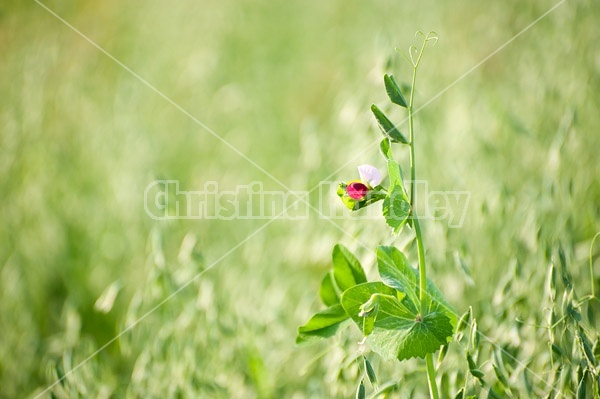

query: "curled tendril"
left=398, top=31, right=439, bottom=67
left=415, top=30, right=438, bottom=44
left=425, top=31, right=439, bottom=45
left=408, top=45, right=419, bottom=67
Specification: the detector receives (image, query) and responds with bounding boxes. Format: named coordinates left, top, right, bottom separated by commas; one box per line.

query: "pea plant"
left=297, top=32, right=457, bottom=398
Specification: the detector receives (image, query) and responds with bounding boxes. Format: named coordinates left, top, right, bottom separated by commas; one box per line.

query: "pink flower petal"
left=358, top=164, right=382, bottom=187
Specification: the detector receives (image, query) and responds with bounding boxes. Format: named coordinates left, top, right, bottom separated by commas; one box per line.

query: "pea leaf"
left=380, top=138, right=393, bottom=160
left=371, top=104, right=409, bottom=144
left=319, top=271, right=340, bottom=306
left=424, top=276, right=458, bottom=326
left=340, top=283, right=405, bottom=331
left=384, top=74, right=408, bottom=108
left=382, top=159, right=410, bottom=234
left=296, top=304, right=349, bottom=344
left=377, top=246, right=457, bottom=326
left=341, top=282, right=453, bottom=361
left=332, top=244, right=367, bottom=292
left=376, top=246, right=419, bottom=311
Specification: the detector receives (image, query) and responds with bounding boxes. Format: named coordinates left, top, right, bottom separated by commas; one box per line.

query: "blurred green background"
left=1, top=0, right=599, bottom=397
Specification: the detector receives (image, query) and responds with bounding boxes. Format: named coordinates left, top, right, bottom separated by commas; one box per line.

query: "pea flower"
left=337, top=164, right=386, bottom=210
left=357, top=164, right=383, bottom=188
left=346, top=182, right=369, bottom=200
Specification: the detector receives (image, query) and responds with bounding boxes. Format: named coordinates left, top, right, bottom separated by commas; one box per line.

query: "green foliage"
left=382, top=159, right=411, bottom=234
left=370, top=104, right=409, bottom=144
left=377, top=246, right=419, bottom=308
left=343, top=283, right=453, bottom=361
left=332, top=244, right=368, bottom=291
left=384, top=74, right=408, bottom=108
left=319, top=271, right=340, bottom=307
left=380, top=138, right=393, bottom=160
left=299, top=242, right=454, bottom=361
left=296, top=304, right=349, bottom=344
left=379, top=246, right=456, bottom=325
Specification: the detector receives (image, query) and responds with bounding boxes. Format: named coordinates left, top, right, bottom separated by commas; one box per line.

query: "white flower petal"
left=358, top=164, right=382, bottom=187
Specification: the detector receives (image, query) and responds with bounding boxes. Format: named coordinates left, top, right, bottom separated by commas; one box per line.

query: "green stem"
left=589, top=232, right=600, bottom=298
left=408, top=37, right=438, bottom=399
left=426, top=354, right=440, bottom=399
left=408, top=37, right=428, bottom=316
left=414, top=217, right=428, bottom=312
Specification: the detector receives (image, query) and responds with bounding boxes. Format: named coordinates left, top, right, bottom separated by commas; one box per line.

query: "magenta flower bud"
left=346, top=182, right=369, bottom=200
